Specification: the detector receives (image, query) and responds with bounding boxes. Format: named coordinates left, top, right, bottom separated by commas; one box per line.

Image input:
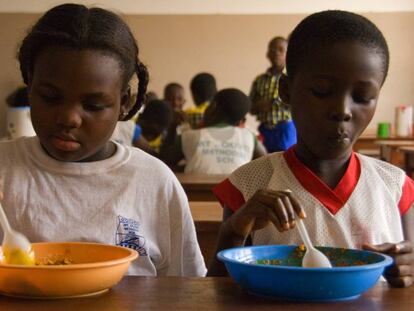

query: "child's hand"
left=363, top=241, right=413, bottom=287
left=224, top=189, right=306, bottom=239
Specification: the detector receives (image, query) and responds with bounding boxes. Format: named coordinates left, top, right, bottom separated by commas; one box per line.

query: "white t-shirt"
left=0, top=137, right=206, bottom=276
left=182, top=126, right=255, bottom=174
left=214, top=148, right=414, bottom=249
left=111, top=120, right=136, bottom=146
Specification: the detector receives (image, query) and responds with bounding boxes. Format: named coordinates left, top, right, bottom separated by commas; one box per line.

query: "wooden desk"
left=1, top=276, right=413, bottom=310
left=176, top=173, right=227, bottom=201
left=375, top=140, right=414, bottom=167
left=190, top=201, right=222, bottom=266
left=354, top=134, right=414, bottom=157
left=398, top=146, right=414, bottom=177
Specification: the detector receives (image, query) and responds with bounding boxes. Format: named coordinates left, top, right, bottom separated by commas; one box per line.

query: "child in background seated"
left=164, top=83, right=186, bottom=111
left=161, top=88, right=267, bottom=174
left=209, top=10, right=414, bottom=287
left=136, top=99, right=173, bottom=154
left=0, top=3, right=206, bottom=277
left=164, top=82, right=188, bottom=135
left=185, top=73, right=217, bottom=129
left=112, top=93, right=161, bottom=155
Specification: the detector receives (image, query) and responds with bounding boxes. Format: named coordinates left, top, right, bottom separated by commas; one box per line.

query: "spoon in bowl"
left=296, top=217, right=332, bottom=268
left=0, top=200, right=34, bottom=265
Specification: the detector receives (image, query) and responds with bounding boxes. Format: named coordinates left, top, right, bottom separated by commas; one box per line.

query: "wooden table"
left=1, top=276, right=413, bottom=310
left=398, top=146, right=414, bottom=177
left=375, top=140, right=414, bottom=167
left=176, top=173, right=227, bottom=201
left=190, top=201, right=222, bottom=266
left=354, top=134, right=414, bottom=158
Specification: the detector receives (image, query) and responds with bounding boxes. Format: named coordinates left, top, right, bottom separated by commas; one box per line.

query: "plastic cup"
left=377, top=122, right=391, bottom=138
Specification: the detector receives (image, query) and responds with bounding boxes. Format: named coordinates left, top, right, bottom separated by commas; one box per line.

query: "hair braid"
left=124, top=61, right=149, bottom=120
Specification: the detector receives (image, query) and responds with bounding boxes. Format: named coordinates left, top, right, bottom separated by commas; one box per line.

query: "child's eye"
left=311, top=88, right=332, bottom=98
left=353, top=96, right=374, bottom=104
left=83, top=103, right=106, bottom=111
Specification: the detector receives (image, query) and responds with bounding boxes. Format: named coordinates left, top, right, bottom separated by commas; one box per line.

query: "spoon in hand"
left=296, top=218, right=332, bottom=268
left=0, top=200, right=34, bottom=265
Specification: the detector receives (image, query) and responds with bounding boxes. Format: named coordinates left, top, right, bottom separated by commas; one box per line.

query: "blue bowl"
left=217, top=245, right=393, bottom=302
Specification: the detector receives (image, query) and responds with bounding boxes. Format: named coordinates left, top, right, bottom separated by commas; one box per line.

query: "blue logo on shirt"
left=115, top=215, right=148, bottom=256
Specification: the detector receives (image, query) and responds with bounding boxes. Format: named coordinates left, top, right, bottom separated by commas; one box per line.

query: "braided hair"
left=18, top=3, right=148, bottom=121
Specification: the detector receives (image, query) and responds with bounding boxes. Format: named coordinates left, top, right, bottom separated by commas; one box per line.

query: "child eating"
left=0, top=3, right=206, bottom=277
left=209, top=10, right=414, bottom=287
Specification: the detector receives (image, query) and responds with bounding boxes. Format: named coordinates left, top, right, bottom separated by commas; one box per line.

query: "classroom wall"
left=1, top=12, right=414, bottom=136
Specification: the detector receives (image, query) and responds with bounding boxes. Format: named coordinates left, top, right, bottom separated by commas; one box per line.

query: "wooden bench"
left=176, top=173, right=227, bottom=201
left=189, top=201, right=222, bottom=267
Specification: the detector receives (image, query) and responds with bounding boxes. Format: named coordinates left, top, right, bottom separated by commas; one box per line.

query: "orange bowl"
left=0, top=242, right=138, bottom=298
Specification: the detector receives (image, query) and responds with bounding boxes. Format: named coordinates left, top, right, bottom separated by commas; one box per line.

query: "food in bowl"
left=35, top=255, right=73, bottom=266
left=218, top=245, right=393, bottom=302
left=255, top=245, right=372, bottom=267
left=0, top=242, right=138, bottom=298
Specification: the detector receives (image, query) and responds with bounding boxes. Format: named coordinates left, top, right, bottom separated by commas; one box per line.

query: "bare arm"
left=402, top=206, right=414, bottom=246
left=133, top=136, right=158, bottom=157
left=207, top=190, right=305, bottom=276
left=207, top=206, right=245, bottom=276
left=363, top=206, right=414, bottom=287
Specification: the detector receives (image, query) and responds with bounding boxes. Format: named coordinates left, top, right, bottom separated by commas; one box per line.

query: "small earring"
left=121, top=112, right=128, bottom=117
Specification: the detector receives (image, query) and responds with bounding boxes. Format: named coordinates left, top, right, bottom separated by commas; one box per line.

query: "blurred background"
left=0, top=0, right=413, bottom=137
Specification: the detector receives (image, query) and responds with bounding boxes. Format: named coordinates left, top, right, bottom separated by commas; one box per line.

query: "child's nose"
left=329, top=97, right=353, bottom=122
left=55, top=104, right=82, bottom=128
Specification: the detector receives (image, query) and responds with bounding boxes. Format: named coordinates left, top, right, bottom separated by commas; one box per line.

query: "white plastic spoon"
left=0, top=201, right=34, bottom=265
left=296, top=218, right=332, bottom=268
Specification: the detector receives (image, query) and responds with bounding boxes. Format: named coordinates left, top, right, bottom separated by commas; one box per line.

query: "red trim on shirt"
left=213, top=179, right=246, bottom=212
left=399, top=176, right=414, bottom=215
left=283, top=147, right=361, bottom=215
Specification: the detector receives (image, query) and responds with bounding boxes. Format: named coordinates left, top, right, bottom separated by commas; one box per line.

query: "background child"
left=164, top=82, right=186, bottom=111
left=249, top=36, right=296, bottom=152
left=185, top=72, right=217, bottom=129
left=161, top=88, right=267, bottom=174
left=0, top=3, right=206, bottom=277
left=136, top=99, right=173, bottom=154
left=164, top=82, right=188, bottom=135
left=209, top=11, right=414, bottom=287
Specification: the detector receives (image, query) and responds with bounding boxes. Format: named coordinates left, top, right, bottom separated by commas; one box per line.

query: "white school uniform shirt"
left=0, top=137, right=206, bottom=277
left=214, top=147, right=414, bottom=248
left=111, top=120, right=136, bottom=146
left=182, top=126, right=255, bottom=174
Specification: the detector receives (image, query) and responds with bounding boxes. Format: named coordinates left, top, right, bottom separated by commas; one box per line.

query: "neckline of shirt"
left=282, top=146, right=361, bottom=215
left=23, top=136, right=131, bottom=175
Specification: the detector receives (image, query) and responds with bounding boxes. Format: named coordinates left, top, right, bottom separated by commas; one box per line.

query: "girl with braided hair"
left=0, top=3, right=206, bottom=276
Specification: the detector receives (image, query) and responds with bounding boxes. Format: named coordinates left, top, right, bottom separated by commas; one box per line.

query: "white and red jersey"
left=213, top=147, right=414, bottom=248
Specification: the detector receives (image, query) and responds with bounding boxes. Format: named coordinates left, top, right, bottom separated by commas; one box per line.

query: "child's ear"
left=119, top=88, right=132, bottom=121
left=278, top=74, right=290, bottom=105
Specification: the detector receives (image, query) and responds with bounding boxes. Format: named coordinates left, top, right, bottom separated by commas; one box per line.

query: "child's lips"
left=328, top=133, right=351, bottom=145
left=51, top=136, right=81, bottom=152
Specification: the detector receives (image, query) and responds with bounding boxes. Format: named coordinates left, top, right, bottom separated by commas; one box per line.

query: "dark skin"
left=251, top=38, right=287, bottom=114
left=165, top=86, right=186, bottom=111
left=209, top=41, right=414, bottom=288
left=164, top=86, right=187, bottom=127
left=28, top=47, right=130, bottom=162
